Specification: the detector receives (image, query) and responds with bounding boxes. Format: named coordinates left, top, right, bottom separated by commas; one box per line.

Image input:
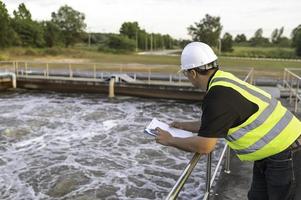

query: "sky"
left=2, top=0, right=301, bottom=40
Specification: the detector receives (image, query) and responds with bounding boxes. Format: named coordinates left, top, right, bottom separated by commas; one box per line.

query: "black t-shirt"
left=198, top=85, right=259, bottom=138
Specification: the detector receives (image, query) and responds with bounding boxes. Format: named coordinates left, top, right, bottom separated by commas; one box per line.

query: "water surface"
left=0, top=90, right=223, bottom=200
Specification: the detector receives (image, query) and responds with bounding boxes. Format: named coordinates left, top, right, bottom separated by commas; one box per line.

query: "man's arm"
left=170, top=121, right=201, bottom=133
left=155, top=128, right=217, bottom=154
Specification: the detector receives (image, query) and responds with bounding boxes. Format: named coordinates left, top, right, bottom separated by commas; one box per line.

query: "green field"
left=221, top=46, right=296, bottom=59
left=1, top=47, right=301, bottom=78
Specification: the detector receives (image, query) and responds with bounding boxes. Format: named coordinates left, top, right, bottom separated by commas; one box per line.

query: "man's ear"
left=191, top=69, right=197, bottom=79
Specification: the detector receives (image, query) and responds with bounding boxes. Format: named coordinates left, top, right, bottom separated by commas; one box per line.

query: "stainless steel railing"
left=12, top=61, right=190, bottom=85
left=0, top=61, right=16, bottom=73
left=283, top=68, right=301, bottom=113
left=166, top=68, right=254, bottom=200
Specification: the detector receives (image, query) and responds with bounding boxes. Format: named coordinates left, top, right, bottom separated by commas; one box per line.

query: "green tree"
left=42, top=21, right=60, bottom=47
left=271, top=27, right=291, bottom=47
left=221, top=32, right=233, bottom=52
left=106, top=34, right=135, bottom=51
left=292, top=25, right=301, bottom=56
left=271, top=27, right=282, bottom=44
left=255, top=28, right=263, bottom=38
left=12, top=3, right=44, bottom=47
left=51, top=5, right=86, bottom=47
left=137, top=29, right=148, bottom=50
left=0, top=1, right=15, bottom=48
left=187, top=14, right=222, bottom=47
left=249, top=28, right=270, bottom=47
left=179, top=39, right=191, bottom=49
left=234, top=34, right=247, bottom=43
left=162, top=34, right=173, bottom=49
left=120, top=22, right=140, bottom=39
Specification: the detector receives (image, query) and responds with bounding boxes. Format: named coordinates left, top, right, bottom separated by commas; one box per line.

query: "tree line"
left=0, top=1, right=301, bottom=56
left=188, top=14, right=301, bottom=56
left=0, top=1, right=176, bottom=52
left=91, top=22, right=177, bottom=53
left=0, top=2, right=86, bottom=48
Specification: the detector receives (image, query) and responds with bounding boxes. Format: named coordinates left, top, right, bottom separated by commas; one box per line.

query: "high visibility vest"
left=208, top=70, right=301, bottom=161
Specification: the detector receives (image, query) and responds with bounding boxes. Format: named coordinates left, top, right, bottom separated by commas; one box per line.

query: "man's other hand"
left=155, top=127, right=173, bottom=146
left=169, top=121, right=183, bottom=129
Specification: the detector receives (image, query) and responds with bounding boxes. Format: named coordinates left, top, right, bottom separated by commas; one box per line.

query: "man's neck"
left=205, top=69, right=219, bottom=90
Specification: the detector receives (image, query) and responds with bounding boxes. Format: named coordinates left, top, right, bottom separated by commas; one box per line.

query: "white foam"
left=0, top=91, right=221, bottom=200
left=102, top=120, right=118, bottom=131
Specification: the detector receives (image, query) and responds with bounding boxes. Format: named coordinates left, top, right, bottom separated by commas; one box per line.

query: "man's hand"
left=169, top=121, right=183, bottom=129
left=169, top=121, right=201, bottom=133
left=155, top=127, right=173, bottom=146
left=154, top=127, right=217, bottom=154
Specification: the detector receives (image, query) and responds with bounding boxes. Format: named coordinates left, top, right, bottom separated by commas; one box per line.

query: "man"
left=155, top=42, right=301, bottom=200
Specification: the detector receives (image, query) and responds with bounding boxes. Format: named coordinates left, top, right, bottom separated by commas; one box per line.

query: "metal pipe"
left=0, top=72, right=16, bottom=88
left=109, top=78, right=115, bottom=98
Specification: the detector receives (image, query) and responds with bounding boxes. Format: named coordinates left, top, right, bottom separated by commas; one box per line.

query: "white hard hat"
left=180, top=42, right=217, bottom=71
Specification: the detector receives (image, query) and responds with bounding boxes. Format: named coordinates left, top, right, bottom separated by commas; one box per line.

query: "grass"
left=1, top=47, right=301, bottom=78
left=221, top=46, right=297, bottom=59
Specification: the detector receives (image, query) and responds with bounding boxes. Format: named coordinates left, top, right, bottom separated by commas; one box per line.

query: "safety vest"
left=208, top=70, right=301, bottom=161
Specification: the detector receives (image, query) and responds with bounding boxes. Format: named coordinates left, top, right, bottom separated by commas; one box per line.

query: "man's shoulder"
left=205, top=85, right=238, bottom=101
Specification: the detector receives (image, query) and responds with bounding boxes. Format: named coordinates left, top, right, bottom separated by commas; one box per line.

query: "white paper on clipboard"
left=144, top=118, right=193, bottom=138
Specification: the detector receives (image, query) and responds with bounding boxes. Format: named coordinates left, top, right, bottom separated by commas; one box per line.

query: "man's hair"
left=189, top=61, right=219, bottom=75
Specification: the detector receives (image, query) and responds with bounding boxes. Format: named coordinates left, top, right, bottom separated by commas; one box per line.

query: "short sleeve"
left=198, top=86, right=257, bottom=138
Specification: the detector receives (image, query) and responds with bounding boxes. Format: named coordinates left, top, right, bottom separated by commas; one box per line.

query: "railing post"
left=93, top=64, right=96, bottom=79
left=289, top=73, right=293, bottom=103
left=204, top=153, right=212, bottom=200
left=148, top=68, right=151, bottom=84
left=16, top=61, right=19, bottom=76
left=250, top=69, right=254, bottom=84
left=46, top=63, right=49, bottom=77
left=224, top=147, right=231, bottom=174
left=283, top=69, right=287, bottom=88
left=14, top=61, right=17, bottom=76
left=69, top=63, right=73, bottom=78
left=295, top=79, right=299, bottom=113
left=25, top=62, right=28, bottom=77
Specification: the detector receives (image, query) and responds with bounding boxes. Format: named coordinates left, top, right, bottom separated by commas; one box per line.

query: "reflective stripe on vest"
left=226, top=99, right=278, bottom=142
left=209, top=70, right=301, bottom=161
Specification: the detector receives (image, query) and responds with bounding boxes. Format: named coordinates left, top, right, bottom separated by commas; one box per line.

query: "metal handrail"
left=0, top=61, right=15, bottom=73
left=165, top=68, right=254, bottom=200
left=283, top=68, right=301, bottom=113
left=11, top=61, right=192, bottom=85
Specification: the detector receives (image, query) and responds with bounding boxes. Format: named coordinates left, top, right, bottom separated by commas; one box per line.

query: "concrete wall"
left=16, top=78, right=205, bottom=101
